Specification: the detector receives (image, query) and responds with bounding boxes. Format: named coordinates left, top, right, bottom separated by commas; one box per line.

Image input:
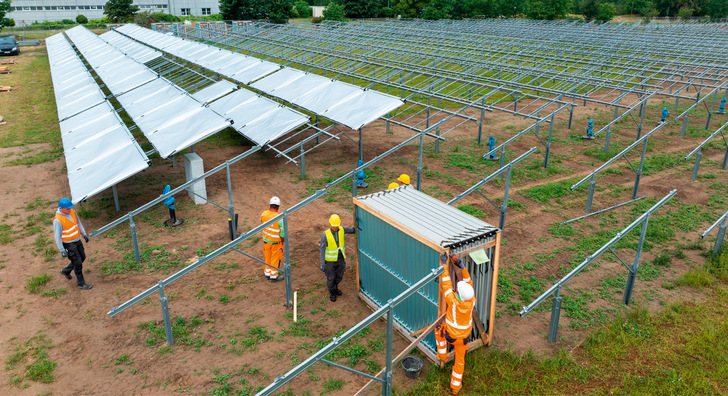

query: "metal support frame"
left=448, top=147, right=537, bottom=233
left=684, top=121, right=728, bottom=179
left=702, top=210, right=728, bottom=254
left=520, top=190, right=676, bottom=342
left=559, top=196, right=645, bottom=225
left=572, top=123, right=666, bottom=213
left=256, top=266, right=443, bottom=396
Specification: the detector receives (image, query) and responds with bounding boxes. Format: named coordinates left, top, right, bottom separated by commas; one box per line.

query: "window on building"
left=160, top=4, right=168, bottom=8
left=181, top=8, right=190, bottom=16
left=201, top=8, right=211, bottom=15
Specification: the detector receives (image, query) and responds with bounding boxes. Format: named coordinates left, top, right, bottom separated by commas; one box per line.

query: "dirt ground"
left=0, top=45, right=726, bottom=396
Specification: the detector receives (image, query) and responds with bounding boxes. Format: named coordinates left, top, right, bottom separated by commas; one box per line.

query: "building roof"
left=353, top=185, right=498, bottom=250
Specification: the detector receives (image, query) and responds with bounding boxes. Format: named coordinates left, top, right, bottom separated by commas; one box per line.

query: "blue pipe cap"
left=58, top=198, right=74, bottom=209
left=163, top=185, right=175, bottom=209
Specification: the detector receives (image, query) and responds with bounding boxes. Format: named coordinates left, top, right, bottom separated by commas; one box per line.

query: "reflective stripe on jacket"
left=441, top=264, right=475, bottom=339
left=324, top=227, right=345, bottom=262
left=260, top=209, right=282, bottom=243
left=54, top=209, right=80, bottom=242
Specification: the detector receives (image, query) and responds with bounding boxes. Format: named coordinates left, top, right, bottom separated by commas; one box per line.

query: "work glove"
left=61, top=249, right=68, bottom=258
left=83, top=235, right=89, bottom=243
left=453, top=258, right=463, bottom=269
left=440, top=253, right=448, bottom=265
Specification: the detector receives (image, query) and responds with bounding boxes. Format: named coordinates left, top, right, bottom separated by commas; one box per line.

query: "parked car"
left=0, top=35, right=19, bottom=56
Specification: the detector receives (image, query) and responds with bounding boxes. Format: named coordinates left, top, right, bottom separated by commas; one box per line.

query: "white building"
left=7, top=0, right=220, bottom=26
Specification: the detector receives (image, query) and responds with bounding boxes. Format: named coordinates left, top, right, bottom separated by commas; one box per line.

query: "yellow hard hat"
left=329, top=214, right=341, bottom=227
left=388, top=182, right=399, bottom=190
left=397, top=174, right=410, bottom=184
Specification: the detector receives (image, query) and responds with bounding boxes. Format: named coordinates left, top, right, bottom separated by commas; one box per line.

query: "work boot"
left=78, top=283, right=93, bottom=290
left=451, top=387, right=460, bottom=395
left=330, top=294, right=336, bottom=302
left=269, top=276, right=283, bottom=283
left=60, top=270, right=72, bottom=280
left=333, top=289, right=342, bottom=296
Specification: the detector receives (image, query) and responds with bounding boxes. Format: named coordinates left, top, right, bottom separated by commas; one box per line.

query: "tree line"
left=220, top=0, right=728, bottom=22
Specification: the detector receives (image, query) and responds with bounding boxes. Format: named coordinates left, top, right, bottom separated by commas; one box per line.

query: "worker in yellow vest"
left=53, top=198, right=92, bottom=289
left=261, top=196, right=285, bottom=282
left=435, top=254, right=475, bottom=395
left=319, top=214, right=355, bottom=301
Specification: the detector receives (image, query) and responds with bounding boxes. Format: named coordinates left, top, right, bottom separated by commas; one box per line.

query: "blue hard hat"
left=58, top=198, right=74, bottom=209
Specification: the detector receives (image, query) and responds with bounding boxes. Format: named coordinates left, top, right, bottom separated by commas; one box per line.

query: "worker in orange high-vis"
left=260, top=196, right=286, bottom=282
left=435, top=254, right=475, bottom=395
left=53, top=198, right=92, bottom=290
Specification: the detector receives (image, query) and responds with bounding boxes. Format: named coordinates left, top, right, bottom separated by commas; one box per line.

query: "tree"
left=343, top=0, right=382, bottom=17
left=582, top=0, right=600, bottom=19
left=323, top=1, right=347, bottom=20
left=421, top=0, right=455, bottom=19
left=0, top=0, right=10, bottom=30
left=294, top=0, right=313, bottom=17
left=104, top=0, right=139, bottom=22
left=597, top=2, right=615, bottom=19
left=393, top=0, right=428, bottom=17
left=678, top=5, right=693, bottom=19
left=708, top=0, right=728, bottom=19
left=220, top=0, right=267, bottom=20
left=268, top=0, right=293, bottom=23
left=76, top=14, right=89, bottom=24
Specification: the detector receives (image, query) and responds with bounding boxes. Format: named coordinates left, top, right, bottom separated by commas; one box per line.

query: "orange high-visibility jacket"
left=441, top=263, right=475, bottom=339
left=54, top=209, right=81, bottom=242
left=261, top=210, right=282, bottom=243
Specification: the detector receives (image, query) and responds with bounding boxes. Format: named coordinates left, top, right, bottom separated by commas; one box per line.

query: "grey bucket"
left=401, top=356, right=423, bottom=379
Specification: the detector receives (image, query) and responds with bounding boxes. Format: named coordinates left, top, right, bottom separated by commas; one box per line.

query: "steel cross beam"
left=702, top=210, right=728, bottom=254
left=571, top=122, right=667, bottom=212
left=684, top=120, right=728, bottom=179
left=449, top=147, right=538, bottom=232
left=520, top=190, right=677, bottom=342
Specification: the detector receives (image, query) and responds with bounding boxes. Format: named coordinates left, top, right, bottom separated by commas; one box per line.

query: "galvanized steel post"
left=586, top=176, right=596, bottom=213
left=226, top=162, right=236, bottom=238
left=636, top=100, right=646, bottom=139
left=714, top=218, right=727, bottom=254
left=300, top=144, right=306, bottom=179
left=692, top=149, right=702, bottom=180
left=624, top=216, right=650, bottom=306
left=112, top=185, right=120, bottom=212
left=478, top=97, right=485, bottom=145
left=435, top=126, right=440, bottom=153
left=358, top=128, right=363, bottom=162
left=383, top=303, right=394, bottom=396
left=632, top=137, right=648, bottom=199
left=548, top=287, right=562, bottom=343
left=706, top=92, right=717, bottom=130
left=499, top=165, right=512, bottom=231
left=544, top=114, right=554, bottom=168
left=158, top=281, right=174, bottom=346
left=283, top=214, right=293, bottom=308
left=681, top=115, right=688, bottom=137
left=130, top=216, right=140, bottom=263
left=416, top=131, right=424, bottom=191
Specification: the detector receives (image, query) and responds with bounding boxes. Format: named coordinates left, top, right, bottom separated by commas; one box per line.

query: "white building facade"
left=7, top=0, right=220, bottom=26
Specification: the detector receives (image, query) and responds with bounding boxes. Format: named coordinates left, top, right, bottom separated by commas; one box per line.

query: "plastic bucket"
left=401, top=356, right=423, bottom=379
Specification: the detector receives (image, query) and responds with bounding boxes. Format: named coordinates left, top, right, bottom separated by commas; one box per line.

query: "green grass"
left=0, top=51, right=60, bottom=148
left=40, top=288, right=67, bottom=299
left=5, top=333, right=57, bottom=387
left=0, top=224, right=13, bottom=244
left=141, top=316, right=214, bottom=351
left=457, top=204, right=486, bottom=219
left=26, top=273, right=52, bottom=294
left=400, top=285, right=728, bottom=395
left=520, top=178, right=579, bottom=204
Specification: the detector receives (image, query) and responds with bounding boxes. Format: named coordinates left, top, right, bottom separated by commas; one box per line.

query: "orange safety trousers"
left=263, top=242, right=284, bottom=278
left=435, top=324, right=469, bottom=395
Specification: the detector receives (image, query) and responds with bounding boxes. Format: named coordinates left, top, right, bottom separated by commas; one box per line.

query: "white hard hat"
left=457, top=281, right=474, bottom=301
left=269, top=196, right=281, bottom=206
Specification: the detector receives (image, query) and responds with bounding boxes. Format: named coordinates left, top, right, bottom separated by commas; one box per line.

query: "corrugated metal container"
left=353, top=185, right=501, bottom=363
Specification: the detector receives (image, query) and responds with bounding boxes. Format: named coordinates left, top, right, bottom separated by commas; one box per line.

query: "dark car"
left=0, top=35, right=19, bottom=56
